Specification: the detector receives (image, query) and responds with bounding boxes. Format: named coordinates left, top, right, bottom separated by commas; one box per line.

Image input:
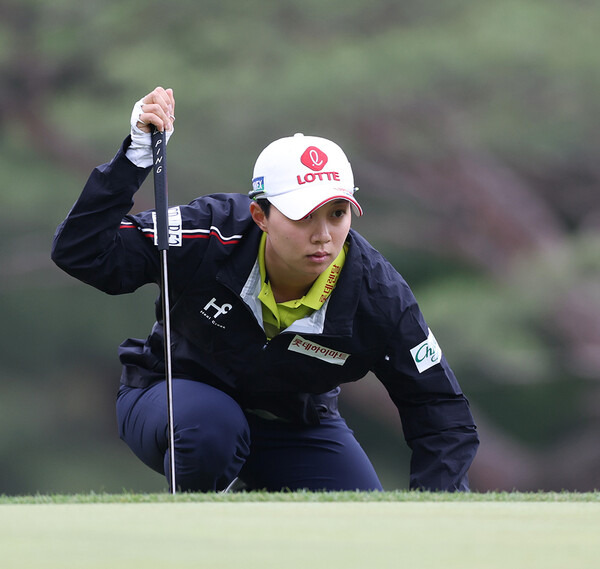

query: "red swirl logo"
left=301, top=146, right=328, bottom=171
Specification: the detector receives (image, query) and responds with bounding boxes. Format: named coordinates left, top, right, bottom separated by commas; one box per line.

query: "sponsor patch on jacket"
left=410, top=329, right=442, bottom=373
left=152, top=206, right=182, bottom=247
left=288, top=335, right=349, bottom=366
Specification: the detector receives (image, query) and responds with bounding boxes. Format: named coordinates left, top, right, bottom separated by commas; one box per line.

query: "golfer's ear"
left=249, top=201, right=268, bottom=231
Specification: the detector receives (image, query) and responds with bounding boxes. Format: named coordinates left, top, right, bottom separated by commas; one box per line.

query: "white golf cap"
left=250, top=133, right=362, bottom=221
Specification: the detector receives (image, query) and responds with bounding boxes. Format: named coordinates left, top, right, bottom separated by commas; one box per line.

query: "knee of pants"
left=172, top=405, right=251, bottom=492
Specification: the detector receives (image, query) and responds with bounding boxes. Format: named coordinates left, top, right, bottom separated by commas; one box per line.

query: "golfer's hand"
left=126, top=87, right=175, bottom=168
left=132, top=86, right=175, bottom=133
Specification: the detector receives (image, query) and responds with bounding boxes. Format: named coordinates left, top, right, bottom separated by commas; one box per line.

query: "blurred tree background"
left=1, top=0, right=599, bottom=494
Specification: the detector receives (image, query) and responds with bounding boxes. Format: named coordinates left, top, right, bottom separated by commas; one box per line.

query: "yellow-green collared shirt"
left=257, top=232, right=346, bottom=340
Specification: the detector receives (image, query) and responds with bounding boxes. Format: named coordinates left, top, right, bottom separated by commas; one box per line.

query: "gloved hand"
left=126, top=86, right=175, bottom=167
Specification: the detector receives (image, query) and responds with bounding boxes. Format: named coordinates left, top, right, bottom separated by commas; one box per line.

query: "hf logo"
left=200, top=297, right=232, bottom=329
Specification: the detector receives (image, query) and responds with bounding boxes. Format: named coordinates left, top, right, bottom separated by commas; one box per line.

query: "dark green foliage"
left=1, top=0, right=599, bottom=494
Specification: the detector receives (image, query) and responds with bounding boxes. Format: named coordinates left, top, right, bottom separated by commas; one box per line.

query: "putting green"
left=0, top=501, right=598, bottom=569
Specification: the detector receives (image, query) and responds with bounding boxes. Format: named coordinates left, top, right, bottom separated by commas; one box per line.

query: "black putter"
left=151, top=126, right=177, bottom=494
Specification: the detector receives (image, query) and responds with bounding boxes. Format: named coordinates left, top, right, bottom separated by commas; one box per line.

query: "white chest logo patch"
left=410, top=329, right=442, bottom=373
left=152, top=206, right=182, bottom=247
left=288, top=335, right=349, bottom=366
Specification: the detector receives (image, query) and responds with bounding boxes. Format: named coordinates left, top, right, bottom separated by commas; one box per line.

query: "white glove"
left=126, top=97, right=174, bottom=168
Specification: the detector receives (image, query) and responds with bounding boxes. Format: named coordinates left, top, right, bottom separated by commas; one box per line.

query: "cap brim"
left=268, top=186, right=363, bottom=221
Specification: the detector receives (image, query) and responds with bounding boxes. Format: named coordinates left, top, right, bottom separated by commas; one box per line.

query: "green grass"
left=1, top=489, right=600, bottom=504
left=1, top=492, right=598, bottom=569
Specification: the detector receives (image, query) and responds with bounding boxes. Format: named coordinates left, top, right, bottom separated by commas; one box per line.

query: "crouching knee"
left=168, top=414, right=251, bottom=492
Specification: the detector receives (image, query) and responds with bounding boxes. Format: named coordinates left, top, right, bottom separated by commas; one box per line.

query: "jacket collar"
left=321, top=229, right=363, bottom=337
left=217, top=227, right=364, bottom=338
left=216, top=224, right=263, bottom=294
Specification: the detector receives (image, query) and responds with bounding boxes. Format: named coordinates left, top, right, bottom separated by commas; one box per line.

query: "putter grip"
left=151, top=127, right=169, bottom=251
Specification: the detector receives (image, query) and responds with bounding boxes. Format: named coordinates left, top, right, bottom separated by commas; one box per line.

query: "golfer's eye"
left=332, top=209, right=346, bottom=218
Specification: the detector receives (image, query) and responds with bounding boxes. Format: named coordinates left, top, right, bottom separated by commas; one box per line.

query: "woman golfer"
left=52, top=86, right=478, bottom=492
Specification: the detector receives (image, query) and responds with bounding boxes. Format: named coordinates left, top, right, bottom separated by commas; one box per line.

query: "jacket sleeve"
left=372, top=301, right=479, bottom=492
left=51, top=137, right=159, bottom=294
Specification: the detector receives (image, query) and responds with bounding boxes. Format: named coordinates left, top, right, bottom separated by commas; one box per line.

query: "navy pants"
left=116, top=379, right=382, bottom=492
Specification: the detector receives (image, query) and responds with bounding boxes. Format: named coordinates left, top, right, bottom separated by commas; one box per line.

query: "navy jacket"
left=52, top=137, right=479, bottom=491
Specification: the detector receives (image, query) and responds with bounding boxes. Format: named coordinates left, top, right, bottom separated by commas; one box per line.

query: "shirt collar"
left=257, top=232, right=346, bottom=312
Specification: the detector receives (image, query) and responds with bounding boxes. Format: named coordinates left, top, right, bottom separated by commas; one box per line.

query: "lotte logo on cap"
left=301, top=146, right=328, bottom=171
